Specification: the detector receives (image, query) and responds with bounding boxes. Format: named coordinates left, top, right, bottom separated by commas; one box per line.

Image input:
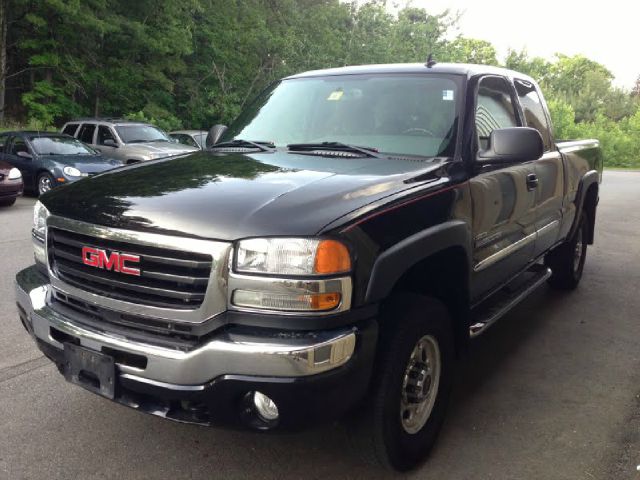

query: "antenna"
left=425, top=53, right=436, bottom=68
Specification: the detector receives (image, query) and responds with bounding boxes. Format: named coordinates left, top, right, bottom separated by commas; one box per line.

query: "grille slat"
left=48, top=227, right=212, bottom=309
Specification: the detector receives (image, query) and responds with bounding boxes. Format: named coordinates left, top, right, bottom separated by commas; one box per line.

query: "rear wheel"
left=0, top=197, right=16, bottom=207
left=37, top=172, right=55, bottom=196
left=347, top=294, right=454, bottom=471
left=545, top=211, right=589, bottom=290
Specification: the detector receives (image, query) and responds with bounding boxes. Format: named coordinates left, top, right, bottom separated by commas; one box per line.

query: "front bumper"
left=16, top=266, right=377, bottom=429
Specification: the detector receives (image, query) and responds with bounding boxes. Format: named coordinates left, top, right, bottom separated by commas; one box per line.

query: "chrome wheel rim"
left=400, top=335, right=441, bottom=434
left=573, top=226, right=584, bottom=272
left=38, top=176, right=52, bottom=194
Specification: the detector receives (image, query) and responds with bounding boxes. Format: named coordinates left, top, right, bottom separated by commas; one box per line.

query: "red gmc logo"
left=82, top=247, right=141, bottom=276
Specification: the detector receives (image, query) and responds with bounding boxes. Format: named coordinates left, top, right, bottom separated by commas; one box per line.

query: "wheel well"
left=126, top=159, right=140, bottom=165
left=386, top=246, right=470, bottom=354
left=583, top=183, right=598, bottom=244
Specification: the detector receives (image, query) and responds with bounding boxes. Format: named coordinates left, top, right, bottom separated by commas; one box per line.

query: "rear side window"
left=476, top=76, right=518, bottom=149
left=62, top=123, right=79, bottom=136
left=515, top=79, right=552, bottom=151
left=77, top=124, right=96, bottom=144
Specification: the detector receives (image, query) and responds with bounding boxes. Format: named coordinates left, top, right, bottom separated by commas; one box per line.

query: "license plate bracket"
left=63, top=343, right=116, bottom=399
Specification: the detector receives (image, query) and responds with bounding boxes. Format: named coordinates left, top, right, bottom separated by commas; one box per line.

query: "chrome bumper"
left=15, top=266, right=357, bottom=386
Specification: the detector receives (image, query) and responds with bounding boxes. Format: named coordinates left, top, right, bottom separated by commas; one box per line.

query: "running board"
left=469, top=264, right=552, bottom=337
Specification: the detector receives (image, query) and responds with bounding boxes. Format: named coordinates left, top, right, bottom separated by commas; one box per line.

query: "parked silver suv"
left=61, top=119, right=198, bottom=164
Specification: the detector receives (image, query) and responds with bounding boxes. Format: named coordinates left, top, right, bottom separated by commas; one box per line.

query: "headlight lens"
left=33, top=201, right=49, bottom=240
left=8, top=168, right=21, bottom=180
left=236, top=238, right=351, bottom=276
left=63, top=166, right=85, bottom=177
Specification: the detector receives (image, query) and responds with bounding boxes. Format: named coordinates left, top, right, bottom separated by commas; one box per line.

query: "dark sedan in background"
left=0, top=132, right=123, bottom=195
left=0, top=160, right=23, bottom=206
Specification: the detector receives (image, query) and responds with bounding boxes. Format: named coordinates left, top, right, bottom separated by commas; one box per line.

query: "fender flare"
left=569, top=170, right=599, bottom=241
left=364, top=220, right=472, bottom=304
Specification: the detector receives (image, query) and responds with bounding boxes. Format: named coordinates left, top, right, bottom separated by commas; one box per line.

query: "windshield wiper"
left=287, top=142, right=382, bottom=158
left=210, top=139, right=275, bottom=152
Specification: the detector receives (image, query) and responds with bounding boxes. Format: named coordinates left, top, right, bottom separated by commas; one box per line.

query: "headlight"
left=32, top=201, right=49, bottom=266
left=8, top=168, right=21, bottom=180
left=63, top=166, right=86, bottom=177
left=33, top=201, right=49, bottom=240
left=236, top=238, right=351, bottom=276
left=231, top=238, right=352, bottom=314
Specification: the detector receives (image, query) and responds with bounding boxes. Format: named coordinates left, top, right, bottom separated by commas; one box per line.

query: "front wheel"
left=37, top=172, right=55, bottom=196
left=347, top=294, right=454, bottom=471
left=545, top=212, right=589, bottom=290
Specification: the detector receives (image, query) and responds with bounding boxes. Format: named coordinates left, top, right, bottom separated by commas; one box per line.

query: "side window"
left=476, top=76, right=518, bottom=150
left=78, top=124, right=96, bottom=144
left=515, top=79, right=552, bottom=151
left=97, top=126, right=117, bottom=145
left=62, top=123, right=79, bottom=136
left=10, top=137, right=29, bottom=155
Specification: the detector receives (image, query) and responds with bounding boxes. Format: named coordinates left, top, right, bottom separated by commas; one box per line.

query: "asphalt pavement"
left=1, top=171, right=639, bottom=479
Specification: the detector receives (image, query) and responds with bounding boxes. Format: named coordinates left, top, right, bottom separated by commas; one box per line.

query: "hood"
left=41, top=154, right=122, bottom=173
left=125, top=141, right=199, bottom=157
left=42, top=150, right=444, bottom=240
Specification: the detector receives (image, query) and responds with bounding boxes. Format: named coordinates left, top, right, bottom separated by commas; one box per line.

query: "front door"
left=469, top=76, right=538, bottom=301
left=6, top=136, right=36, bottom=186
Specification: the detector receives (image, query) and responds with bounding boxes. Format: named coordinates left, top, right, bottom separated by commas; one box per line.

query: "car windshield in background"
left=222, top=74, right=462, bottom=158
left=29, top=136, right=95, bottom=155
left=115, top=125, right=170, bottom=144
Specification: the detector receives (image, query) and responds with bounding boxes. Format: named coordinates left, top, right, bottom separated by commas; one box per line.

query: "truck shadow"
left=110, top=286, right=569, bottom=479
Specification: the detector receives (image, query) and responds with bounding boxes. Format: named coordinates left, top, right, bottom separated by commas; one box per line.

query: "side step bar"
left=470, top=264, right=552, bottom=337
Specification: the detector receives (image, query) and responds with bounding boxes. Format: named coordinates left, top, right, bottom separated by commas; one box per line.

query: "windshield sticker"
left=442, top=90, right=454, bottom=101
left=327, top=90, right=344, bottom=101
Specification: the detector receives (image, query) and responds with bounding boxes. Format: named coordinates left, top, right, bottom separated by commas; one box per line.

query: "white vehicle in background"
left=62, top=118, right=198, bottom=164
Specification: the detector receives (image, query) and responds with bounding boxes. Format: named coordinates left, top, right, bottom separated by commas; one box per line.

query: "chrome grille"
left=48, top=227, right=212, bottom=310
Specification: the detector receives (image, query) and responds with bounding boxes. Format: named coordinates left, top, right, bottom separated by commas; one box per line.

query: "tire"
left=36, top=172, right=55, bottom=196
left=347, top=294, right=454, bottom=471
left=0, top=197, right=16, bottom=207
left=545, top=211, right=589, bottom=290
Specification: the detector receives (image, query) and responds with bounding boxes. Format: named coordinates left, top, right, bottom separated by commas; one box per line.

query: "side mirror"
left=17, top=151, right=32, bottom=159
left=103, top=139, right=118, bottom=148
left=206, top=124, right=227, bottom=148
left=477, top=127, right=543, bottom=164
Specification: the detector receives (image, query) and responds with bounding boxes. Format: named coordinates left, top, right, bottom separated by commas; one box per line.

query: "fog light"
left=252, top=391, right=279, bottom=421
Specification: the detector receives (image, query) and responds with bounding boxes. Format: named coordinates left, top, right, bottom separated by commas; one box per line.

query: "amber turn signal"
left=314, top=240, right=351, bottom=275
left=310, top=292, right=342, bottom=310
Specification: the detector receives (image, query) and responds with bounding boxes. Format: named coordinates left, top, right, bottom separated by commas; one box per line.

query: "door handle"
left=526, top=173, right=539, bottom=191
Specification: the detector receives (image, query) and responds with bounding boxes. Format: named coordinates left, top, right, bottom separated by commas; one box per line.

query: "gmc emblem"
left=82, top=246, right=141, bottom=276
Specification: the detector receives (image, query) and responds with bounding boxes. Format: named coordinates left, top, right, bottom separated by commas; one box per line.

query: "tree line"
left=1, top=0, right=638, bottom=167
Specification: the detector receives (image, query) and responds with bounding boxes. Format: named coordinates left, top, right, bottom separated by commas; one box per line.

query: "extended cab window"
left=78, top=124, right=96, bottom=144
left=222, top=74, right=462, bottom=158
left=476, top=76, right=518, bottom=150
left=62, top=123, right=79, bottom=136
left=515, top=79, right=552, bottom=151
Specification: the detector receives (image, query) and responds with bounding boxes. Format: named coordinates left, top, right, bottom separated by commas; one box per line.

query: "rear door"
left=470, top=76, right=538, bottom=300
left=77, top=123, right=97, bottom=146
left=514, top=79, right=564, bottom=256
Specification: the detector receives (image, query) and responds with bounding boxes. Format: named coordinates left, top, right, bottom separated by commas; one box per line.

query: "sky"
left=386, top=0, right=636, bottom=89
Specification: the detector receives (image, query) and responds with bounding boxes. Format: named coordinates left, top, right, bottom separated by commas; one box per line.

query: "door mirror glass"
left=477, top=127, right=543, bottom=164
left=17, top=150, right=32, bottom=159
left=206, top=124, right=227, bottom=148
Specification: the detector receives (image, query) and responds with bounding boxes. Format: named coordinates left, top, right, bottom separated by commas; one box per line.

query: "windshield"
left=115, top=125, right=170, bottom=144
left=29, top=136, right=96, bottom=155
left=222, top=74, right=462, bottom=157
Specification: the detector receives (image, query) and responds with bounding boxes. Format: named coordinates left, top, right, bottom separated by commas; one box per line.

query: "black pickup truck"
left=15, top=63, right=602, bottom=471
